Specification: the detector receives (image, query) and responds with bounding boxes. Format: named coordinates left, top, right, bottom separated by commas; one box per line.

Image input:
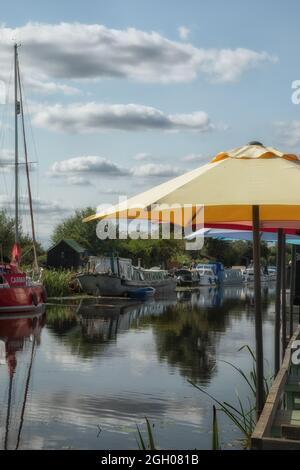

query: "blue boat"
left=127, top=287, right=156, bottom=300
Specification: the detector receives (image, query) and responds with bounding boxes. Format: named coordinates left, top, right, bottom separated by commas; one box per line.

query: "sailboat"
left=0, top=45, right=46, bottom=313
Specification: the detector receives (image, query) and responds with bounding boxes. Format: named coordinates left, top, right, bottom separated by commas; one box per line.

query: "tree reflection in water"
left=46, top=286, right=276, bottom=384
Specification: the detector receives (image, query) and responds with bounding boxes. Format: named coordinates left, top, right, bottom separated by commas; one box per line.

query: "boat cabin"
left=0, top=264, right=27, bottom=288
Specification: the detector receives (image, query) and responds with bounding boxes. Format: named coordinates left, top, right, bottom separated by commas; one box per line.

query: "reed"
left=136, top=418, right=156, bottom=450
left=212, top=405, right=221, bottom=450
left=189, top=345, right=272, bottom=449
left=41, top=269, right=74, bottom=297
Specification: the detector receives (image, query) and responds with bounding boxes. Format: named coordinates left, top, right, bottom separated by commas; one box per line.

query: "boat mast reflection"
left=0, top=309, right=46, bottom=450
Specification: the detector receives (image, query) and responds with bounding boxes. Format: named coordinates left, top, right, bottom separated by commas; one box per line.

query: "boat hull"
left=0, top=285, right=45, bottom=313
left=77, top=273, right=177, bottom=297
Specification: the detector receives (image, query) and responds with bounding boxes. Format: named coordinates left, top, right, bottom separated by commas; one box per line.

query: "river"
left=0, top=285, right=281, bottom=450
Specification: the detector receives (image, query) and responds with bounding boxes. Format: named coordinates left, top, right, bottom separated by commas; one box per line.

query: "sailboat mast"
left=14, top=44, right=19, bottom=245
left=17, top=62, right=39, bottom=271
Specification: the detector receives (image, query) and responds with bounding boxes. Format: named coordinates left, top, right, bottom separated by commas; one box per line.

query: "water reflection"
left=0, top=286, right=276, bottom=449
left=0, top=309, right=46, bottom=450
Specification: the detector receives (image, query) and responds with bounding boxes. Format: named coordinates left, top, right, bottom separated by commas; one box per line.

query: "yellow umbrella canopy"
left=84, top=141, right=300, bottom=419
left=84, top=142, right=300, bottom=228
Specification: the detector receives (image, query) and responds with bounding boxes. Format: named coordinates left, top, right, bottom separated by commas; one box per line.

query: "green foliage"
left=189, top=345, right=272, bottom=449
left=0, top=210, right=15, bottom=260
left=51, top=207, right=100, bottom=252
left=212, top=406, right=221, bottom=450
left=0, top=210, right=45, bottom=266
left=136, top=418, right=156, bottom=450
left=50, top=207, right=275, bottom=268
left=42, top=269, right=74, bottom=297
left=51, top=207, right=186, bottom=267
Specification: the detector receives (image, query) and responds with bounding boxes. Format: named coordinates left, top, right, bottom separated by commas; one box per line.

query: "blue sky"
left=0, top=0, right=300, bottom=245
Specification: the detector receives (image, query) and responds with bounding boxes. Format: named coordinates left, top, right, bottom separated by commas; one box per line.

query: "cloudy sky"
left=0, top=0, right=300, bottom=245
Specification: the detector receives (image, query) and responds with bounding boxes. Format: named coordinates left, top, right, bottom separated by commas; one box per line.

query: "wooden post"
left=252, top=205, right=264, bottom=418
left=281, top=233, right=287, bottom=357
left=275, top=229, right=283, bottom=376
left=290, top=245, right=296, bottom=338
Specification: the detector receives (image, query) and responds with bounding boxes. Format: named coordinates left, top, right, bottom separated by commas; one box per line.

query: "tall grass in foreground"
left=134, top=347, right=272, bottom=450
left=42, top=269, right=74, bottom=297
left=189, top=345, right=272, bottom=449
left=136, top=418, right=156, bottom=450
left=212, top=406, right=221, bottom=450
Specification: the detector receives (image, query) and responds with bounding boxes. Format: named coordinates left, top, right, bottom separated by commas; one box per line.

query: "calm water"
left=0, top=285, right=278, bottom=450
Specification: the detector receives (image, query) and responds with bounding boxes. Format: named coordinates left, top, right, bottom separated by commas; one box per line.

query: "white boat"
left=196, top=265, right=218, bottom=286
left=243, top=267, right=269, bottom=284
left=222, top=268, right=244, bottom=285
left=267, top=266, right=277, bottom=281
left=196, top=263, right=243, bottom=286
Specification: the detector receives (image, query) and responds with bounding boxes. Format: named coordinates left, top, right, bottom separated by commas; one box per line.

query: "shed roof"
left=48, top=239, right=86, bottom=254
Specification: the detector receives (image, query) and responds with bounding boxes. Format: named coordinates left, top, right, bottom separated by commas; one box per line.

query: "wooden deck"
left=251, top=325, right=300, bottom=449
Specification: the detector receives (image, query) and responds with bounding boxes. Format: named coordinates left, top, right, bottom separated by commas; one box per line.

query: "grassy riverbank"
left=42, top=269, right=76, bottom=297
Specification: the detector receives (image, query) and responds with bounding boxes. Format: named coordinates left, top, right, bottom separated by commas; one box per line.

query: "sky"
left=1, top=0, right=300, bottom=246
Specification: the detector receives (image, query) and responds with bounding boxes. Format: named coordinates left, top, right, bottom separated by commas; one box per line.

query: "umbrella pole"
left=252, top=205, right=264, bottom=418
left=275, top=229, right=283, bottom=375
left=289, top=245, right=296, bottom=338
left=281, top=233, right=287, bottom=357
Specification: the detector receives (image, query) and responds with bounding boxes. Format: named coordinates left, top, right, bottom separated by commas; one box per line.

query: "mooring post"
left=290, top=245, right=296, bottom=338
left=275, top=229, right=283, bottom=376
left=252, top=205, right=264, bottom=418
left=281, top=233, right=287, bottom=358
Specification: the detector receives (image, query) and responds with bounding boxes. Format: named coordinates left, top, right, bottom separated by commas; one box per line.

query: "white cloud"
left=181, top=153, right=207, bottom=164
left=0, top=22, right=277, bottom=88
left=32, top=102, right=212, bottom=133
left=48, top=156, right=184, bottom=184
left=199, top=48, right=277, bottom=83
left=178, top=26, right=190, bottom=41
left=0, top=148, right=37, bottom=173
left=66, top=176, right=92, bottom=186
left=132, top=163, right=182, bottom=177
left=274, top=120, right=300, bottom=148
left=0, top=148, right=14, bottom=171
left=49, top=156, right=129, bottom=176
left=98, top=187, right=128, bottom=195
left=133, top=152, right=156, bottom=161
left=0, top=194, right=68, bottom=214
left=26, top=77, right=80, bottom=95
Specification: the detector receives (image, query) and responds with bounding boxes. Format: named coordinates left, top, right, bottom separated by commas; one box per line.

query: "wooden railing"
left=251, top=325, right=300, bottom=450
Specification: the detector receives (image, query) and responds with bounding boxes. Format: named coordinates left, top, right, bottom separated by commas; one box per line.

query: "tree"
left=51, top=207, right=119, bottom=255
left=0, top=210, right=44, bottom=265
left=50, top=207, right=273, bottom=269
left=51, top=208, right=188, bottom=267
left=0, top=210, right=15, bottom=261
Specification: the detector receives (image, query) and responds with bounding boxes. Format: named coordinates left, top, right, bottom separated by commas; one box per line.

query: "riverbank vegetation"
left=0, top=207, right=288, bottom=270
left=41, top=269, right=75, bottom=297
left=49, top=207, right=282, bottom=269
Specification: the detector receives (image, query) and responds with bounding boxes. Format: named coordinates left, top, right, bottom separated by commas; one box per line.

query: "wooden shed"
left=46, top=239, right=87, bottom=269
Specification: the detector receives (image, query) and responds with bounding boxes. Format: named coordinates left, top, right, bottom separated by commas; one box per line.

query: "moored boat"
left=0, top=45, right=46, bottom=314
left=267, top=266, right=277, bottom=281
left=0, top=264, right=45, bottom=313
left=196, top=265, right=218, bottom=286
left=127, top=287, right=156, bottom=299
left=77, top=256, right=177, bottom=297
left=175, top=268, right=200, bottom=287
left=243, top=266, right=269, bottom=284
